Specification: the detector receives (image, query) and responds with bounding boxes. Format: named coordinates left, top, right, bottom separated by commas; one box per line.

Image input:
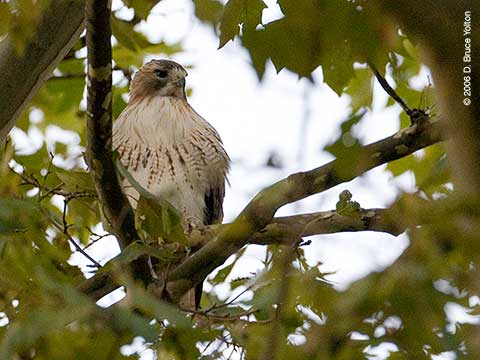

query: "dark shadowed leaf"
left=194, top=0, right=224, bottom=27
left=55, top=167, right=96, bottom=192
left=111, top=15, right=151, bottom=53
left=219, top=0, right=266, bottom=48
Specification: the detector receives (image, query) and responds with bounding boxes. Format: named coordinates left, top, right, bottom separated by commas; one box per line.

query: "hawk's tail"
left=178, top=282, right=204, bottom=310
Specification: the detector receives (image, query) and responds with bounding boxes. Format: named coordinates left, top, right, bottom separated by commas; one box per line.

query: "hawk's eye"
left=154, top=69, right=168, bottom=78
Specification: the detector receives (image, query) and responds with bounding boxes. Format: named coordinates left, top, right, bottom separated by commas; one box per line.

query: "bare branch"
left=14, top=169, right=96, bottom=200
left=368, top=62, right=430, bottom=126
left=62, top=200, right=102, bottom=268
left=368, top=62, right=411, bottom=113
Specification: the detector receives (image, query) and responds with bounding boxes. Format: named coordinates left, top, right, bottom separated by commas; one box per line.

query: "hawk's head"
left=129, top=59, right=188, bottom=101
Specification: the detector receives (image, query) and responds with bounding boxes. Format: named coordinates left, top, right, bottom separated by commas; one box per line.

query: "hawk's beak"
left=176, top=77, right=186, bottom=88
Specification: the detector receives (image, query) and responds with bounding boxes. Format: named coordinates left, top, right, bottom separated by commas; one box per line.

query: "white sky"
left=8, top=0, right=474, bottom=359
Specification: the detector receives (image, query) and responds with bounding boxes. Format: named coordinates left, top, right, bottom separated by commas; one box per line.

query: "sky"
left=8, top=0, right=472, bottom=359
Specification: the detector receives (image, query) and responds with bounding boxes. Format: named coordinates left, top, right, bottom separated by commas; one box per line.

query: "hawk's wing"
left=204, top=183, right=225, bottom=225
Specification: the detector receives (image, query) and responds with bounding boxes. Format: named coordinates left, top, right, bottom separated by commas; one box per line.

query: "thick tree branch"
left=85, top=0, right=136, bottom=250
left=78, top=206, right=406, bottom=301
left=165, top=119, right=443, bottom=302
left=85, top=0, right=151, bottom=284
left=0, top=0, right=85, bottom=144
left=189, top=208, right=404, bottom=248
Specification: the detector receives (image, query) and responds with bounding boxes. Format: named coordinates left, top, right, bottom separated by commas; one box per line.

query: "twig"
left=41, top=201, right=102, bottom=269
left=113, top=65, right=133, bottom=82
left=368, top=62, right=411, bottom=113
left=221, top=284, right=256, bottom=308
left=13, top=169, right=96, bottom=200
left=201, top=340, right=215, bottom=356
left=368, top=62, right=430, bottom=125
left=183, top=308, right=258, bottom=323
left=83, top=228, right=111, bottom=250
left=62, top=200, right=102, bottom=268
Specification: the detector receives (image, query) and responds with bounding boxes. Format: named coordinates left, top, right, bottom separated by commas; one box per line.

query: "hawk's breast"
left=113, top=96, right=229, bottom=226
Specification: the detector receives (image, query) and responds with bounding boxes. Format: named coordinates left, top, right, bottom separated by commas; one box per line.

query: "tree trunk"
left=0, top=0, right=85, bottom=143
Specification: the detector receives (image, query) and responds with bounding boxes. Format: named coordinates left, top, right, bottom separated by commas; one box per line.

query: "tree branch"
left=78, top=114, right=442, bottom=303
left=78, top=206, right=405, bottom=301
left=85, top=0, right=137, bottom=250
left=189, top=208, right=404, bottom=248
left=165, top=118, right=443, bottom=302
left=0, top=0, right=85, bottom=144
left=367, top=62, right=411, bottom=114
left=79, top=111, right=442, bottom=301
left=85, top=0, right=151, bottom=285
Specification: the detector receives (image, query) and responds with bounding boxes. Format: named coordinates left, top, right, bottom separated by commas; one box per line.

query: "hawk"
left=113, top=59, right=230, bottom=309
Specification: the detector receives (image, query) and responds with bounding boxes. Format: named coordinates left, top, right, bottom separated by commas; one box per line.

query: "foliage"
left=0, top=1, right=478, bottom=360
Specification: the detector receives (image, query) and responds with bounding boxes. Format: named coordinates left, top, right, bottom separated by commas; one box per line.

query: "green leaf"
left=42, top=77, right=85, bottom=114
left=55, top=167, right=96, bottom=193
left=219, top=0, right=266, bottom=48
left=240, top=0, right=396, bottom=87
left=136, top=196, right=186, bottom=244
left=104, top=241, right=146, bottom=266
left=126, top=280, right=191, bottom=327
left=335, top=190, right=361, bottom=217
left=345, top=68, right=373, bottom=112
left=322, top=52, right=355, bottom=95
left=0, top=305, right=94, bottom=359
left=111, top=16, right=150, bottom=53
left=106, top=307, right=157, bottom=342
left=387, top=153, right=415, bottom=178
left=0, top=199, right=45, bottom=233
left=211, top=262, right=235, bottom=285
left=0, top=3, right=11, bottom=37
left=122, top=0, right=162, bottom=20
left=388, top=143, right=450, bottom=198
left=194, top=0, right=224, bottom=26
left=57, top=57, right=85, bottom=75
left=113, top=41, right=182, bottom=68
left=323, top=111, right=372, bottom=179
left=112, top=86, right=128, bottom=119
left=242, top=18, right=324, bottom=78
left=325, top=111, right=363, bottom=153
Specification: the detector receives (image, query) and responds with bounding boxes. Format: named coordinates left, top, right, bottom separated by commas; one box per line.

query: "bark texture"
left=0, top=0, right=85, bottom=143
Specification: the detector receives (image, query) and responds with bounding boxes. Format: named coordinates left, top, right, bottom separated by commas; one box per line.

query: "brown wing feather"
left=203, top=184, right=225, bottom=225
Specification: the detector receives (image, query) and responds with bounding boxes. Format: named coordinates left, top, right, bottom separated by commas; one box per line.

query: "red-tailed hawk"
left=113, top=59, right=230, bottom=309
